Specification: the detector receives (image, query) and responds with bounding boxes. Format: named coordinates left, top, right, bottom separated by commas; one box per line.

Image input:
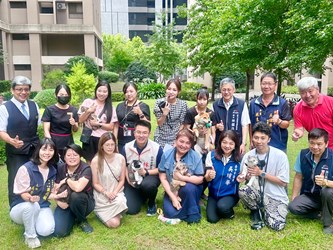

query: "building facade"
left=0, top=0, right=103, bottom=90
left=101, top=0, right=187, bottom=42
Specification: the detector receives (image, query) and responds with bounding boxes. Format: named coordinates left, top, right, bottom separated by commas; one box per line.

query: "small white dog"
left=240, top=155, right=260, bottom=189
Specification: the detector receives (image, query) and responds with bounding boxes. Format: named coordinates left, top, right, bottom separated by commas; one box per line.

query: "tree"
left=65, top=62, right=96, bottom=107
left=183, top=0, right=333, bottom=100
left=124, top=61, right=157, bottom=82
left=64, top=55, right=99, bottom=77
left=142, top=17, right=185, bottom=82
left=41, top=69, right=66, bottom=89
left=102, top=34, right=146, bottom=78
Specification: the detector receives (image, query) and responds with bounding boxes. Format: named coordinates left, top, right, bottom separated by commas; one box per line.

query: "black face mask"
left=57, top=96, right=70, bottom=105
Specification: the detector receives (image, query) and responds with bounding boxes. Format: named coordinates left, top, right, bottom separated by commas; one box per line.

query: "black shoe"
left=79, top=221, right=93, bottom=234
left=250, top=210, right=265, bottom=230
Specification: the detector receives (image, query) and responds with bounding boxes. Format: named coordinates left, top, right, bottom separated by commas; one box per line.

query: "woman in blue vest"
left=205, top=130, right=241, bottom=223
left=9, top=138, right=64, bottom=249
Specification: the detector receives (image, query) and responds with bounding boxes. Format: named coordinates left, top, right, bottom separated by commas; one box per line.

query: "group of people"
left=1, top=73, right=333, bottom=248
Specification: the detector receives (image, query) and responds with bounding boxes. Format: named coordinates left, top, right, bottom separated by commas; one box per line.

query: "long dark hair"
left=94, top=80, right=113, bottom=123
left=214, top=130, right=240, bottom=162
left=31, top=138, right=59, bottom=166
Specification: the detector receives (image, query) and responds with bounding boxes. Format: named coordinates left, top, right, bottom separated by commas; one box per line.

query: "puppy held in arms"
left=171, top=162, right=191, bottom=202
left=239, top=155, right=260, bottom=190
left=192, top=112, right=214, bottom=155
left=127, top=160, right=144, bottom=187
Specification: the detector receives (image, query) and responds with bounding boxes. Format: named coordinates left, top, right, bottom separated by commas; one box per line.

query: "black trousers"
left=124, top=175, right=160, bottom=215
left=206, top=195, right=239, bottom=223
left=321, top=188, right=333, bottom=227
left=54, top=192, right=95, bottom=237
left=6, top=152, right=32, bottom=205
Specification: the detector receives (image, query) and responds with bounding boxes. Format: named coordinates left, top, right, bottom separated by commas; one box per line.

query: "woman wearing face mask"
left=42, top=84, right=79, bottom=160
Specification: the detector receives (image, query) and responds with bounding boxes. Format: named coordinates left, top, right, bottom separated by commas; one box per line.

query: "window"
left=10, top=1, right=27, bottom=8
left=40, top=2, right=53, bottom=14
left=68, top=3, right=83, bottom=19
left=14, top=65, right=31, bottom=70
left=12, top=34, right=29, bottom=40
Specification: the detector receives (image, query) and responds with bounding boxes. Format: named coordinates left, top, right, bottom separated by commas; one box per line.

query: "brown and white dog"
left=192, top=112, right=214, bottom=155
left=171, top=162, right=191, bottom=202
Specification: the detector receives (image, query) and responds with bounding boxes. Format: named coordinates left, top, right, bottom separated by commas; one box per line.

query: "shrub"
left=182, top=81, right=203, bottom=91
left=179, top=89, right=197, bottom=101
left=64, top=55, right=99, bottom=77
left=137, top=82, right=165, bottom=100
left=112, top=92, right=124, bottom=102
left=66, top=62, right=96, bottom=107
left=124, top=61, right=157, bottom=82
left=282, top=85, right=298, bottom=94
left=0, top=80, right=11, bottom=93
left=33, top=89, right=56, bottom=108
left=327, top=87, right=333, bottom=96
left=2, top=91, right=12, bottom=101
left=98, top=71, right=119, bottom=83
left=41, top=69, right=66, bottom=89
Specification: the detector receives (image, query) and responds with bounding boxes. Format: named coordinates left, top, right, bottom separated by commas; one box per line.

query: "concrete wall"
left=101, top=0, right=128, bottom=37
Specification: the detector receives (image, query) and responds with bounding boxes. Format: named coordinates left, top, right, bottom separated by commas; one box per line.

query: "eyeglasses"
left=260, top=82, right=276, bottom=86
left=14, top=87, right=30, bottom=93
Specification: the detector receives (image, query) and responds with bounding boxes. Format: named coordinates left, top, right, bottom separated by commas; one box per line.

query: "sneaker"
left=158, top=214, right=181, bottom=225
left=79, top=221, right=93, bottom=234
left=147, top=204, right=157, bottom=216
left=324, top=224, right=333, bottom=234
left=25, top=237, right=41, bottom=249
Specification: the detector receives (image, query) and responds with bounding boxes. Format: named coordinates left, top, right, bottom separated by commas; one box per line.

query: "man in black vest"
left=0, top=76, right=40, bottom=205
left=289, top=128, right=333, bottom=234
left=212, top=77, right=250, bottom=154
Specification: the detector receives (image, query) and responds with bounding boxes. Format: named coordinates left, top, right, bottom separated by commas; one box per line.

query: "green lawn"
left=1, top=100, right=331, bottom=249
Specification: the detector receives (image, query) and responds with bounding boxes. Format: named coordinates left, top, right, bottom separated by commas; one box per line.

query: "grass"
left=1, top=99, right=330, bottom=250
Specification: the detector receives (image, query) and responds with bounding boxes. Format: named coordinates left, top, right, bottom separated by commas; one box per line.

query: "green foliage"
left=182, top=82, right=203, bottom=91
left=66, top=62, right=96, bottom=107
left=64, top=55, right=99, bottom=77
left=0, top=80, right=11, bottom=93
left=328, top=87, right=333, bottom=96
left=282, top=85, right=299, bottom=94
left=216, top=72, right=247, bottom=89
left=103, top=34, right=146, bottom=77
left=137, top=82, right=165, bottom=100
left=112, top=92, right=124, bottom=102
left=98, top=71, right=119, bottom=83
left=41, top=69, right=66, bottom=89
left=178, top=89, right=197, bottom=101
left=33, top=89, right=56, bottom=108
left=0, top=141, right=5, bottom=165
left=142, top=17, right=185, bottom=82
left=124, top=61, right=157, bottom=82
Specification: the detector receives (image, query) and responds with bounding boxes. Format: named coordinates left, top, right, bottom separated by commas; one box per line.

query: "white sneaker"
left=25, top=237, right=41, bottom=249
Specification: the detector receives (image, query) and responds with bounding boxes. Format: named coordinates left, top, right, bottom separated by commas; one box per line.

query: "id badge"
left=124, top=129, right=132, bottom=137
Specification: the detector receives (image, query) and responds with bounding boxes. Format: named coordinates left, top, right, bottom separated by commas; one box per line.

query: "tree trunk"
left=246, top=70, right=251, bottom=103
left=211, top=74, right=216, bottom=101
left=277, top=69, right=282, bottom=96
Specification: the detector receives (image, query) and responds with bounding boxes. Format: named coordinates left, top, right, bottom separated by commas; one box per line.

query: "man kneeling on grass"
left=289, top=128, right=333, bottom=234
left=237, top=122, right=289, bottom=231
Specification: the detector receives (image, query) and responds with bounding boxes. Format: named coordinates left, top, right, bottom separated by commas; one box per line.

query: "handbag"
left=80, top=126, right=92, bottom=144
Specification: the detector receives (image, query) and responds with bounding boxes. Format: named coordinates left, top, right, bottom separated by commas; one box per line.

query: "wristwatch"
left=145, top=169, right=149, bottom=176
left=260, top=171, right=266, bottom=178
left=139, top=113, right=145, bottom=119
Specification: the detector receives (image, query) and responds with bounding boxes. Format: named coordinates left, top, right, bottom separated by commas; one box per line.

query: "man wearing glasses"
left=121, top=120, right=163, bottom=216
left=249, top=72, right=291, bottom=152
left=0, top=76, right=40, bottom=205
left=212, top=77, right=250, bottom=154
